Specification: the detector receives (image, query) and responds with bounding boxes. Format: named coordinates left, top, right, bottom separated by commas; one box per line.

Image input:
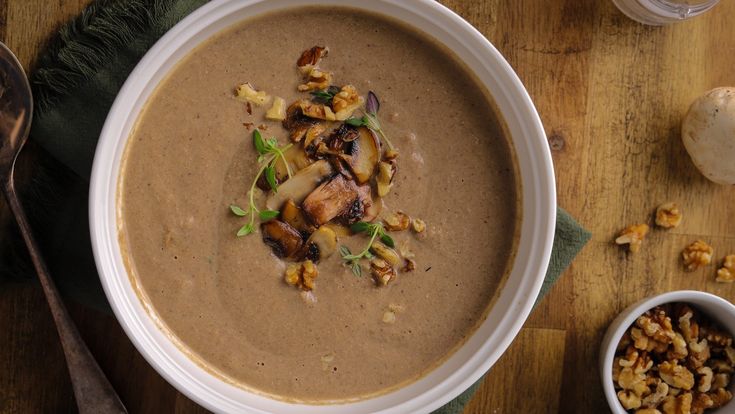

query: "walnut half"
left=616, top=224, right=650, bottom=253
left=655, top=202, right=683, bottom=229
left=682, top=240, right=713, bottom=271
left=716, top=255, right=735, bottom=283
left=284, top=260, right=318, bottom=291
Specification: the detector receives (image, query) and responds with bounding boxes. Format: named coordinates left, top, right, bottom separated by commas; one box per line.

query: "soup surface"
left=120, top=6, right=519, bottom=402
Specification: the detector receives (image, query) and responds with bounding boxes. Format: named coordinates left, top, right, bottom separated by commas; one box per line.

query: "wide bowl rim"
left=599, top=290, right=735, bottom=414
left=89, top=0, right=557, bottom=413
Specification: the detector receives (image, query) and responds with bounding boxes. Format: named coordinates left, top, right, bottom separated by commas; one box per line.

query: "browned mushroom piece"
left=283, top=101, right=322, bottom=142
left=266, top=160, right=334, bottom=211
left=273, top=145, right=313, bottom=182
left=337, top=184, right=375, bottom=225
left=363, top=194, right=382, bottom=223
left=376, top=160, right=396, bottom=197
left=261, top=220, right=304, bottom=259
left=280, top=199, right=316, bottom=235
left=301, top=226, right=338, bottom=263
left=302, top=174, right=361, bottom=226
left=303, top=123, right=327, bottom=150
left=340, top=126, right=380, bottom=184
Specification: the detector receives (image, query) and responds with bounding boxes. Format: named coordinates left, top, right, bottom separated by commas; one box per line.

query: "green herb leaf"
left=266, top=137, right=278, bottom=150
left=345, top=117, right=367, bottom=127
left=237, top=223, right=254, bottom=237
left=259, top=210, right=280, bottom=221
left=351, top=263, right=362, bottom=277
left=364, top=113, right=382, bottom=132
left=310, top=90, right=333, bottom=99
left=364, top=251, right=374, bottom=259
left=339, top=245, right=352, bottom=258
left=232, top=136, right=294, bottom=238
left=230, top=204, right=248, bottom=217
left=253, top=130, right=266, bottom=155
left=265, top=166, right=278, bottom=192
left=350, top=221, right=371, bottom=234
left=380, top=233, right=395, bottom=248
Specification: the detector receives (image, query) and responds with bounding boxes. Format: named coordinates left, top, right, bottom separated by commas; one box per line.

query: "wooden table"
left=2, top=0, right=735, bottom=412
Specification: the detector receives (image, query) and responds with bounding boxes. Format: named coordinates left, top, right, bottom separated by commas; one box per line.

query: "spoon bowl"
left=0, top=41, right=32, bottom=178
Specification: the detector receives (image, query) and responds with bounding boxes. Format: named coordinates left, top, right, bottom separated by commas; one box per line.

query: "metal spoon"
left=0, top=42, right=127, bottom=414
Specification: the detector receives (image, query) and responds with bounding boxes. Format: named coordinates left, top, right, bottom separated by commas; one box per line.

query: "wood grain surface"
left=1, top=0, right=735, bottom=412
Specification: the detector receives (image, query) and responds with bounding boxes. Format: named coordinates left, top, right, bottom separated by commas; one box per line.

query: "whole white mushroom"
left=681, top=87, right=735, bottom=185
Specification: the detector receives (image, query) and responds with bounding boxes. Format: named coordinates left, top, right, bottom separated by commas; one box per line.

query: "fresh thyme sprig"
left=230, top=130, right=292, bottom=236
left=345, top=91, right=395, bottom=150
left=310, top=85, right=341, bottom=104
left=339, top=221, right=394, bottom=276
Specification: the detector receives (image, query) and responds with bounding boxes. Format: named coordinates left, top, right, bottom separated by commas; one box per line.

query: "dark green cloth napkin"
left=8, top=0, right=591, bottom=412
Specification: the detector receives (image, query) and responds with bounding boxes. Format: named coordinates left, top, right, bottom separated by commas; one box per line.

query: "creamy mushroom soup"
left=119, top=6, right=520, bottom=402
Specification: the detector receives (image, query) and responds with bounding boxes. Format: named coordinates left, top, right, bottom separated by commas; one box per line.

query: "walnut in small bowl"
left=601, top=292, right=735, bottom=414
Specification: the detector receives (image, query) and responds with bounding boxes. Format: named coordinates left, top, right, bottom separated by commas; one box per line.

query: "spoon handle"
left=2, top=180, right=127, bottom=414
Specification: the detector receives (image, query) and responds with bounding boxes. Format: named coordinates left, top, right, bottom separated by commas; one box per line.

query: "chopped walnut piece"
left=616, top=224, right=650, bottom=253
left=384, top=211, right=410, bottom=231
left=297, top=46, right=328, bottom=73
left=711, top=373, right=730, bottom=389
left=725, top=346, right=735, bottom=365
left=632, top=327, right=653, bottom=351
left=619, top=389, right=643, bottom=410
left=668, top=333, right=689, bottom=360
left=284, top=263, right=301, bottom=286
left=697, top=367, right=714, bottom=393
left=642, top=379, right=669, bottom=408
left=661, top=392, right=692, bottom=414
left=370, top=258, right=396, bottom=286
left=682, top=240, right=713, bottom=271
left=332, top=85, right=364, bottom=121
left=656, top=202, right=683, bottom=229
left=619, top=331, right=633, bottom=352
left=716, top=255, right=735, bottom=283
left=619, top=366, right=650, bottom=396
left=709, top=387, right=733, bottom=408
left=298, top=67, right=333, bottom=92
left=659, top=361, right=695, bottom=390
left=613, top=358, right=624, bottom=385
left=283, top=260, right=319, bottom=291
left=412, top=218, right=426, bottom=234
left=637, top=309, right=676, bottom=344
left=688, top=339, right=710, bottom=369
left=235, top=82, right=271, bottom=106
left=265, top=96, right=287, bottom=121
left=401, top=258, right=416, bottom=273
left=620, top=347, right=640, bottom=367
left=692, top=392, right=714, bottom=414
left=298, top=99, right=336, bottom=121
left=703, top=327, right=733, bottom=348
left=678, top=307, right=700, bottom=343
left=711, top=359, right=734, bottom=374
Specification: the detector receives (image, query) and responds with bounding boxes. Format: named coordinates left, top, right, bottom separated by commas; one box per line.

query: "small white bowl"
left=600, top=290, right=735, bottom=413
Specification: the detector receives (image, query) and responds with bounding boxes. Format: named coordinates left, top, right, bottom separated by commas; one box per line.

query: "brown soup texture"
left=119, top=6, right=520, bottom=402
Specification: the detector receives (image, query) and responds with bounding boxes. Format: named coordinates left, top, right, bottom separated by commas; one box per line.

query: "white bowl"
left=600, top=290, right=735, bottom=414
left=89, top=0, right=556, bottom=413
